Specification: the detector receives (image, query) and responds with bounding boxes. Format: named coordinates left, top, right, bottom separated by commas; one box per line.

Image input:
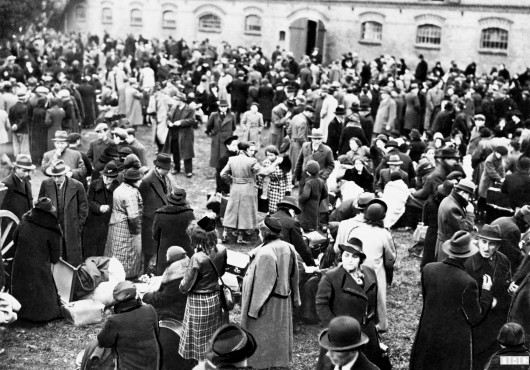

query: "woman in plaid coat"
left=258, top=145, right=292, bottom=214
left=105, top=168, right=144, bottom=279
left=179, top=219, right=228, bottom=362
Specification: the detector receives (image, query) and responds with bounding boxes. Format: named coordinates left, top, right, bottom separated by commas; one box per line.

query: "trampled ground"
left=1, top=125, right=422, bottom=369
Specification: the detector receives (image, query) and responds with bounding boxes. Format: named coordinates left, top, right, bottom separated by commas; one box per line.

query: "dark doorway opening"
left=306, top=20, right=317, bottom=55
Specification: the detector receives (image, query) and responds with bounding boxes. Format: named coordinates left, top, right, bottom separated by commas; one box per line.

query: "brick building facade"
left=64, top=0, right=530, bottom=73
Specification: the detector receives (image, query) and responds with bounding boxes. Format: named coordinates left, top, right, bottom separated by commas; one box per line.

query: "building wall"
left=64, top=0, right=530, bottom=74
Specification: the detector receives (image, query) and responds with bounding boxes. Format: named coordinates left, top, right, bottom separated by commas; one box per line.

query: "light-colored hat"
left=46, top=160, right=71, bottom=176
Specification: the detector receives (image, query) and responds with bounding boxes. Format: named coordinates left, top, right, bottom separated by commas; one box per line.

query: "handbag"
left=208, top=258, right=235, bottom=311
left=412, top=222, right=428, bottom=244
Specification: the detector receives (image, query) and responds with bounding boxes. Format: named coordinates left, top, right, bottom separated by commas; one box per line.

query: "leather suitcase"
left=303, top=230, right=329, bottom=259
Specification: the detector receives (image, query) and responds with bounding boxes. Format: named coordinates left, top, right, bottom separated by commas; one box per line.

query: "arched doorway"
left=289, top=18, right=326, bottom=63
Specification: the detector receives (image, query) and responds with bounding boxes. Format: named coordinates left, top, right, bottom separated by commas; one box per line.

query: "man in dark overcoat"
left=139, top=154, right=173, bottom=272
left=163, top=93, right=196, bottom=177
left=77, top=77, right=99, bottom=128
left=152, top=188, right=195, bottom=275
left=39, top=160, right=88, bottom=266
left=215, top=135, right=238, bottom=194
left=273, top=196, right=314, bottom=267
left=1, top=154, right=34, bottom=220
left=375, top=139, right=415, bottom=187
left=207, top=100, right=236, bottom=168
left=464, top=224, right=512, bottom=370
left=227, top=70, right=249, bottom=124
left=410, top=231, right=493, bottom=370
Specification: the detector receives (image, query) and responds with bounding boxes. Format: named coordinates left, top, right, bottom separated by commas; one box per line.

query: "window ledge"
left=163, top=27, right=177, bottom=30
left=358, top=40, right=382, bottom=46
left=244, top=31, right=261, bottom=36
left=478, top=49, right=508, bottom=56
left=198, top=28, right=221, bottom=33
left=414, top=43, right=441, bottom=50
left=131, top=24, right=143, bottom=27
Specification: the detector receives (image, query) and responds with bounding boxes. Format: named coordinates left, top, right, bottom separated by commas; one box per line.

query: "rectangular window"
left=361, top=22, right=382, bottom=42
left=481, top=28, right=508, bottom=50
left=416, top=25, right=441, bottom=45
left=199, top=14, right=221, bottom=32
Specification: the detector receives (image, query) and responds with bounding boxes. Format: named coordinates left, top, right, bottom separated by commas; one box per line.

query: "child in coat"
left=298, top=160, right=328, bottom=232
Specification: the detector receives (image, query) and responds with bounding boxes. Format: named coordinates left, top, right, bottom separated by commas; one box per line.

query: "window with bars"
left=361, top=21, right=382, bottom=42
left=481, top=28, right=508, bottom=50
left=102, top=8, right=112, bottom=24
left=130, top=9, right=143, bottom=26
left=199, top=14, right=221, bottom=32
left=245, top=15, right=261, bottom=33
left=416, top=24, right=441, bottom=45
left=162, top=10, right=176, bottom=29
left=76, top=5, right=86, bottom=21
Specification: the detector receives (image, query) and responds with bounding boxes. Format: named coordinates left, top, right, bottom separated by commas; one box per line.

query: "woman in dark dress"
left=11, top=198, right=62, bottom=322
left=258, top=78, right=274, bottom=127
left=343, top=158, right=374, bottom=192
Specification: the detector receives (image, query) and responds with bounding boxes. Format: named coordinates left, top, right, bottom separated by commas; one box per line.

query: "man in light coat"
left=373, top=87, right=396, bottom=135
left=42, top=130, right=87, bottom=185
left=124, top=78, right=144, bottom=127
left=287, top=106, right=314, bottom=167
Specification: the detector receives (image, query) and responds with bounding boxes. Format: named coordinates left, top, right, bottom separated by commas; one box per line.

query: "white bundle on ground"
left=81, top=258, right=125, bottom=306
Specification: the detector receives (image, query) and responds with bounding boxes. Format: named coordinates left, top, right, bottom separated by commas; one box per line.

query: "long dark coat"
left=338, top=125, right=368, bottom=155
left=152, top=203, right=195, bottom=275
left=163, top=104, right=196, bottom=160
left=298, top=175, right=328, bottom=231
left=293, top=142, right=335, bottom=187
left=508, top=253, right=530, bottom=345
left=206, top=111, right=236, bottom=168
left=139, top=169, right=171, bottom=258
left=30, top=105, right=48, bottom=164
left=272, top=208, right=315, bottom=266
left=1, top=172, right=32, bottom=220
left=258, top=84, right=274, bottom=122
left=98, top=303, right=160, bottom=370
left=421, top=193, right=444, bottom=270
left=11, top=208, right=62, bottom=322
left=410, top=258, right=493, bottom=370
left=404, top=91, right=422, bottom=131
left=326, top=117, right=343, bottom=158
left=39, top=177, right=88, bottom=266
left=316, top=265, right=384, bottom=369
left=465, top=252, right=512, bottom=369
left=83, top=178, right=118, bottom=257
left=228, top=78, right=249, bottom=114
left=77, top=82, right=98, bottom=128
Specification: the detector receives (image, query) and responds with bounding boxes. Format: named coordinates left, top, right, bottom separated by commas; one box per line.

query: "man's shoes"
left=186, top=173, right=193, bottom=178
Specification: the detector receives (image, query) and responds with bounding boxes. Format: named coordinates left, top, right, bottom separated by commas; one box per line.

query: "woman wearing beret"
left=240, top=216, right=301, bottom=369
left=179, top=217, right=228, bottom=363
left=315, top=238, right=386, bottom=369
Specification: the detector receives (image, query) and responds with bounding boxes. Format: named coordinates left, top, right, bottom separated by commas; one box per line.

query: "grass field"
left=0, top=125, right=422, bottom=369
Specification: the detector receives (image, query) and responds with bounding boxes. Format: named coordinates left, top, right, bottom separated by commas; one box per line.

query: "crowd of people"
left=2, top=26, right=530, bottom=369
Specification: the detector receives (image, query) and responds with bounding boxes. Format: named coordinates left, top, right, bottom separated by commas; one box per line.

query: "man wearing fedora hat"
left=326, top=105, right=345, bottom=159
left=206, top=99, right=236, bottom=169
left=294, top=128, right=335, bottom=189
left=318, top=316, right=378, bottom=370
left=374, top=154, right=409, bottom=196
left=39, top=159, right=88, bottom=266
left=464, top=224, right=512, bottom=369
left=87, top=122, right=114, bottom=171
left=139, top=153, right=174, bottom=272
left=163, top=92, right=196, bottom=177
left=375, top=139, right=415, bottom=189
left=1, top=154, right=35, bottom=219
left=410, top=230, right=494, bottom=370
left=373, top=87, right=397, bottom=136
left=42, top=130, right=87, bottom=184
left=272, top=196, right=315, bottom=267
left=435, top=178, right=476, bottom=261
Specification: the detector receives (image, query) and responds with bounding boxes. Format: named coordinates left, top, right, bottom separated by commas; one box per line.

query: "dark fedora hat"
left=351, top=102, right=360, bottom=112
left=208, top=323, right=257, bottom=365
left=14, top=154, right=36, bottom=170
left=476, top=224, right=502, bottom=242
left=335, top=105, right=346, bottom=115
left=35, top=197, right=56, bottom=213
left=385, top=140, right=399, bottom=149
left=123, top=168, right=143, bottom=181
left=113, top=281, right=137, bottom=302
left=102, top=162, right=119, bottom=178
left=442, top=230, right=477, bottom=258
left=277, top=196, right=301, bottom=214
left=153, top=153, right=172, bottom=170
left=198, top=215, right=216, bottom=232
left=218, top=99, right=229, bottom=107
left=168, top=187, right=187, bottom=205
left=319, top=316, right=369, bottom=351
left=339, top=237, right=366, bottom=260
left=46, top=160, right=70, bottom=176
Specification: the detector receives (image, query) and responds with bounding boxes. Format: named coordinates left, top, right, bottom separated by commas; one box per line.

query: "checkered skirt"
left=267, top=168, right=292, bottom=214
left=178, top=292, right=223, bottom=361
left=104, top=220, right=143, bottom=279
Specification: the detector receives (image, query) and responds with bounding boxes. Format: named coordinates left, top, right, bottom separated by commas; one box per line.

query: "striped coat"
left=105, top=183, right=143, bottom=278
